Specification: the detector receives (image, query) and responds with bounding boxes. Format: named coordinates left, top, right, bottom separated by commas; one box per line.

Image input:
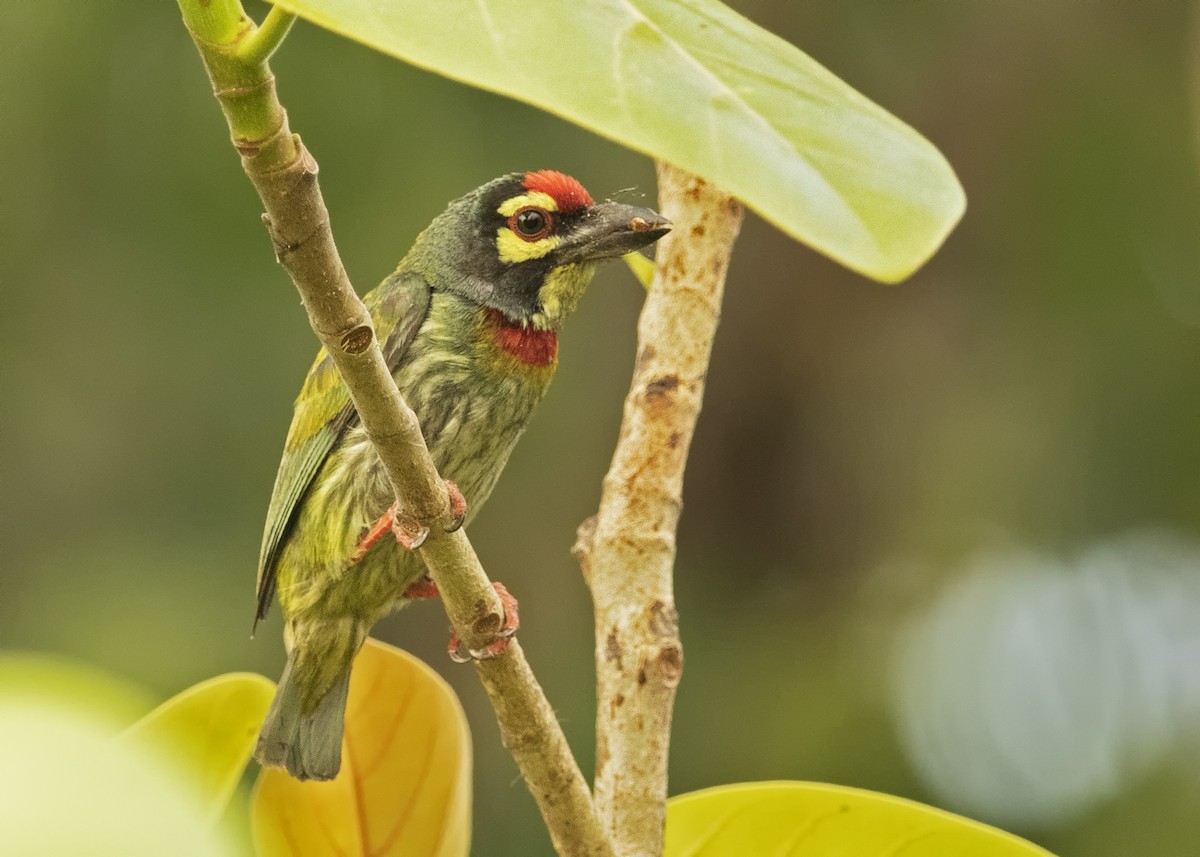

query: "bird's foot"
left=349, top=482, right=463, bottom=563
left=400, top=578, right=518, bottom=662
left=449, top=582, right=519, bottom=663
left=350, top=503, right=429, bottom=563
left=444, top=480, right=467, bottom=532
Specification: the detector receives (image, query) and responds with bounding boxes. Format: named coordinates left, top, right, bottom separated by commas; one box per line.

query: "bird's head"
left=404, top=170, right=671, bottom=330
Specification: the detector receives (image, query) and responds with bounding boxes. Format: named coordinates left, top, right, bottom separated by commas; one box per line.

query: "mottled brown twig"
left=575, top=162, right=743, bottom=857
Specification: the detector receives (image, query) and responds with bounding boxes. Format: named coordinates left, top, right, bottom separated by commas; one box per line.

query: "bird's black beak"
left=560, top=202, right=672, bottom=265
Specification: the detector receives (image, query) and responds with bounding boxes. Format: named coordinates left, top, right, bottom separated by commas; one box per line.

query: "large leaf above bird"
left=270, top=0, right=965, bottom=281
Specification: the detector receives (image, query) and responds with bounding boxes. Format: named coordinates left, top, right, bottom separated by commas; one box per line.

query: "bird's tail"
left=254, top=627, right=362, bottom=781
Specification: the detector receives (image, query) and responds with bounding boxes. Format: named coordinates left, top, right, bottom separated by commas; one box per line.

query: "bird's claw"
left=393, top=520, right=429, bottom=551
left=448, top=582, right=519, bottom=663
left=448, top=638, right=508, bottom=663
left=444, top=479, right=467, bottom=533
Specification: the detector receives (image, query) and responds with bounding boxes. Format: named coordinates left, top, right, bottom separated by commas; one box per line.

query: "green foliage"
left=0, top=651, right=154, bottom=728
left=623, top=251, right=657, bottom=289
left=0, top=656, right=243, bottom=857
left=122, top=673, right=276, bottom=823
left=268, top=0, right=964, bottom=282
left=665, top=782, right=1056, bottom=856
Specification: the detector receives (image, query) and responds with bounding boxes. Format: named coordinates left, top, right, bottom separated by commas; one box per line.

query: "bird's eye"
left=509, top=206, right=553, bottom=241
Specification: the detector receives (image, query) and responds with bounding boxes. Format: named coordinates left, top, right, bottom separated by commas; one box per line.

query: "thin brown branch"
left=176, top=3, right=613, bottom=855
left=576, top=162, right=743, bottom=857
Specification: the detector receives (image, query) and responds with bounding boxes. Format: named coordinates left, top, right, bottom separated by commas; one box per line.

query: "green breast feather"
left=255, top=271, right=432, bottom=627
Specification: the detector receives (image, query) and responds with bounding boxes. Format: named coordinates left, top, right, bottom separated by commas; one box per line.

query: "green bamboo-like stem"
left=176, top=3, right=615, bottom=855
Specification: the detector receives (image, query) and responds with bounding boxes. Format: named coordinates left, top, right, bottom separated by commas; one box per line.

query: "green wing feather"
left=254, top=271, right=432, bottom=627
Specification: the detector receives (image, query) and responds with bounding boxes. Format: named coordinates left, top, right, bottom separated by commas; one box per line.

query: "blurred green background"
left=3, top=2, right=1199, bottom=854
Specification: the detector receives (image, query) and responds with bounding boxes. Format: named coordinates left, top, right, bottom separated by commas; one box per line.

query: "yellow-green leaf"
left=269, top=0, right=964, bottom=282
left=0, top=651, right=153, bottom=728
left=0, top=655, right=239, bottom=857
left=665, top=781, right=1055, bottom=857
left=252, top=638, right=471, bottom=857
left=623, top=251, right=657, bottom=289
left=121, top=672, right=276, bottom=823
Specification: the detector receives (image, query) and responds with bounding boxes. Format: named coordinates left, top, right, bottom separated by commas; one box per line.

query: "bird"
left=253, top=170, right=671, bottom=780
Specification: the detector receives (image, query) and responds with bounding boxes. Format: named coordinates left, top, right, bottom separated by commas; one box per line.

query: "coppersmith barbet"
left=254, top=170, right=670, bottom=780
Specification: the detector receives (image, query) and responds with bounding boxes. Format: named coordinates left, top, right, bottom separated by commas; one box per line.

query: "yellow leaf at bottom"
left=665, top=781, right=1055, bottom=857
left=252, top=638, right=471, bottom=857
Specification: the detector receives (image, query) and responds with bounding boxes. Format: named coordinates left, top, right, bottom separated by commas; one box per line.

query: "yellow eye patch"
left=498, top=191, right=558, bottom=216
left=497, top=228, right=560, bottom=263
left=496, top=190, right=561, bottom=263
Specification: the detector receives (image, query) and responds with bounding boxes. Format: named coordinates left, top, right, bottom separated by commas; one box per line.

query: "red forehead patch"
left=523, top=170, right=593, bottom=213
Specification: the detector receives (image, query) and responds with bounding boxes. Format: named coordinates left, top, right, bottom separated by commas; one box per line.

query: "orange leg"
left=402, top=576, right=440, bottom=599
left=350, top=502, right=400, bottom=563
